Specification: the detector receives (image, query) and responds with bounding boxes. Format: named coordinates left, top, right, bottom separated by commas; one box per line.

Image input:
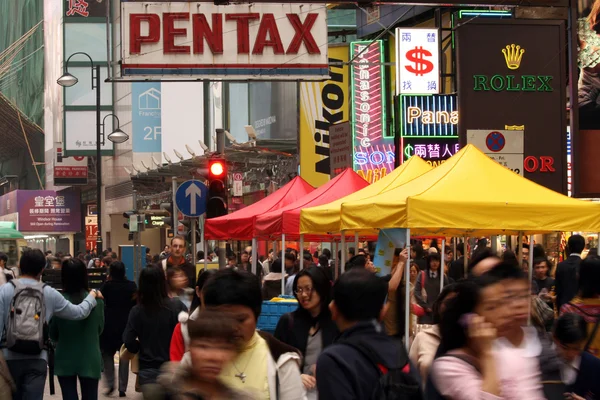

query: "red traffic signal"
left=208, top=159, right=226, bottom=179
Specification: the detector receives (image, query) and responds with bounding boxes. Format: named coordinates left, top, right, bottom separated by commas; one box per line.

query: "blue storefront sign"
left=132, top=82, right=162, bottom=153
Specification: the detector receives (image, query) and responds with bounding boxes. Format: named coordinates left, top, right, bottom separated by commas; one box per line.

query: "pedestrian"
left=284, top=253, right=298, bottom=296
left=448, top=243, right=465, bottom=282
left=532, top=257, right=555, bottom=308
left=166, top=266, right=190, bottom=311
left=50, top=258, right=105, bottom=400
left=161, top=236, right=196, bottom=289
left=100, top=261, right=137, bottom=397
left=160, top=245, right=170, bottom=259
left=553, top=313, right=600, bottom=399
left=274, top=267, right=338, bottom=399
left=316, top=268, right=421, bottom=399
left=414, top=252, right=452, bottom=325
left=0, top=249, right=101, bottom=400
left=560, top=255, right=600, bottom=357
left=122, top=265, right=186, bottom=396
left=0, top=252, right=14, bottom=284
left=202, top=269, right=306, bottom=399
left=429, top=278, right=545, bottom=400
left=155, top=310, right=254, bottom=399
left=262, top=259, right=285, bottom=300
left=169, top=269, right=217, bottom=362
left=411, top=243, right=427, bottom=271
left=556, top=234, right=585, bottom=310
left=409, top=283, right=460, bottom=385
left=317, top=254, right=333, bottom=282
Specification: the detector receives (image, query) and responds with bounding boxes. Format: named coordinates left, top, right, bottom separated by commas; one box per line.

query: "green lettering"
left=537, top=76, right=553, bottom=91
left=505, top=75, right=521, bottom=91
left=521, top=75, right=536, bottom=91
left=490, top=75, right=505, bottom=91
left=473, top=75, right=490, bottom=91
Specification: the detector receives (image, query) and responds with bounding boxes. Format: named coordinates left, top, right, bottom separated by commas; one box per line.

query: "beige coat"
left=409, top=324, right=441, bottom=384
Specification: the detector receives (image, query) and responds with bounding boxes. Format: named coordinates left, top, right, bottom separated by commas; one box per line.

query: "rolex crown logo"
left=502, top=44, right=525, bottom=70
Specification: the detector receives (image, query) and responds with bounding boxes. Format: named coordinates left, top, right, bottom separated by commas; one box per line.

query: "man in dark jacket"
left=316, top=269, right=421, bottom=399
left=449, top=243, right=465, bottom=282
left=555, top=234, right=585, bottom=310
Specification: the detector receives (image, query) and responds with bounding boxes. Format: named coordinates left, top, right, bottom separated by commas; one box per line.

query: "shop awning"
left=299, top=156, right=431, bottom=235
left=254, top=168, right=369, bottom=240
left=340, top=144, right=600, bottom=236
left=204, top=176, right=313, bottom=240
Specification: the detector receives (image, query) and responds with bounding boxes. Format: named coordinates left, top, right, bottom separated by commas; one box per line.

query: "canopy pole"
left=341, top=231, right=346, bottom=274
left=354, top=232, right=359, bottom=252
left=251, top=237, right=258, bottom=275
left=517, top=233, right=524, bottom=264
left=273, top=241, right=278, bottom=260
left=203, top=233, right=208, bottom=271
left=528, top=234, right=534, bottom=325
left=453, top=237, right=457, bottom=261
left=281, top=234, right=286, bottom=296
left=441, top=239, right=445, bottom=293
left=300, top=234, right=305, bottom=270
left=334, top=241, right=339, bottom=280
left=463, top=236, right=468, bottom=276
left=405, top=229, right=412, bottom=351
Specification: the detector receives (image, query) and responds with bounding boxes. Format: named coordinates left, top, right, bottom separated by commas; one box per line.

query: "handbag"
left=119, top=344, right=139, bottom=374
left=410, top=303, right=426, bottom=317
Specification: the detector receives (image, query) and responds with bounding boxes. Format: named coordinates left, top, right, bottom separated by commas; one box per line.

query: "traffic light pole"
left=191, top=218, right=197, bottom=265
left=132, top=190, right=141, bottom=282
left=215, top=129, right=226, bottom=269
left=172, top=177, right=179, bottom=235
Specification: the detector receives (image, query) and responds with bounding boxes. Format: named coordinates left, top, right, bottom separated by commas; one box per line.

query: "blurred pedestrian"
left=556, top=234, right=585, bottom=310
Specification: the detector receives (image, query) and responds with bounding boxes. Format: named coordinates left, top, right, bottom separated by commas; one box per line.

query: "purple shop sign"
left=17, top=190, right=81, bottom=233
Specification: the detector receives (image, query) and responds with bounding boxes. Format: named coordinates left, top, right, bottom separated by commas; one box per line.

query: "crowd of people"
left=0, top=233, right=597, bottom=399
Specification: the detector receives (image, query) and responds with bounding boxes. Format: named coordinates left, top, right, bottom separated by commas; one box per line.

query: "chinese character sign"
left=17, top=190, right=81, bottom=233
left=351, top=40, right=394, bottom=184
left=396, top=28, right=440, bottom=95
left=401, top=138, right=459, bottom=166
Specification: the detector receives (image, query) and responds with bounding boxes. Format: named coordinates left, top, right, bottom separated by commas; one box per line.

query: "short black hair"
left=554, top=313, right=588, bottom=345
left=333, top=269, right=387, bottom=321
left=468, top=247, right=499, bottom=275
left=349, top=255, right=367, bottom=269
left=197, top=251, right=205, bottom=260
left=579, top=256, right=600, bottom=298
left=318, top=255, right=329, bottom=267
left=270, top=259, right=282, bottom=273
left=432, top=282, right=461, bottom=324
left=322, top=248, right=331, bottom=259
left=456, top=243, right=464, bottom=256
left=109, top=261, right=127, bottom=280
left=227, top=254, right=237, bottom=262
left=61, top=258, right=89, bottom=299
left=284, top=253, right=296, bottom=263
left=568, top=234, right=586, bottom=254
left=348, top=247, right=356, bottom=256
left=202, top=269, right=263, bottom=319
left=20, top=249, right=46, bottom=276
left=0, top=253, right=7, bottom=263
left=477, top=262, right=527, bottom=287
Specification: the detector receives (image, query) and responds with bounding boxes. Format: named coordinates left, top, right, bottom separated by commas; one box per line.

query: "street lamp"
left=58, top=52, right=129, bottom=255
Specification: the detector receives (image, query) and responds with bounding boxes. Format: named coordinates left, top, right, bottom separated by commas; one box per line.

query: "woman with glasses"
left=274, top=266, right=339, bottom=399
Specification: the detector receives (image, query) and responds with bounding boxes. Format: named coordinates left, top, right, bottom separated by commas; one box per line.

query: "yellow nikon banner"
left=299, top=45, right=349, bottom=187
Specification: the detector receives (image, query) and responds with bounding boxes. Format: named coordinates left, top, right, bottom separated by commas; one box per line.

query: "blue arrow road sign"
left=176, top=180, right=208, bottom=217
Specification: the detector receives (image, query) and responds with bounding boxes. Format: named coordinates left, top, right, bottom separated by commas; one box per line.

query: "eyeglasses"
left=295, top=287, right=313, bottom=295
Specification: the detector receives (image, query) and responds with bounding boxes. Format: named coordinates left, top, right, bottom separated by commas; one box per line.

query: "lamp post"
left=57, top=52, right=129, bottom=256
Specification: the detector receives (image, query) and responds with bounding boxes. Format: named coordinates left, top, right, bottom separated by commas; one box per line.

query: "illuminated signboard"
left=351, top=40, right=393, bottom=183
left=399, top=94, right=459, bottom=165
left=396, top=28, right=440, bottom=95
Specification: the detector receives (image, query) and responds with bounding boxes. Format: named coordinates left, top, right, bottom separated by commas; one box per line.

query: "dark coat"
left=555, top=255, right=581, bottom=310
left=99, top=279, right=137, bottom=353
left=449, top=256, right=465, bottom=282
left=414, top=270, right=452, bottom=324
left=568, top=351, right=600, bottom=399
left=274, top=308, right=339, bottom=369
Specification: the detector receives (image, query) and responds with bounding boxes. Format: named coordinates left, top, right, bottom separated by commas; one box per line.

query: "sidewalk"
left=43, top=369, right=142, bottom=399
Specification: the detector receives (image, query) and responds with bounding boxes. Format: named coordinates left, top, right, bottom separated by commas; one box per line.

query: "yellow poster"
left=299, top=45, right=349, bottom=187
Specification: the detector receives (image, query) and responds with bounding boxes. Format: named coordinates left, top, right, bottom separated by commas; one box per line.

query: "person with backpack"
left=316, top=268, right=422, bottom=400
left=49, top=258, right=105, bottom=400
left=0, top=249, right=101, bottom=400
left=560, top=255, right=600, bottom=358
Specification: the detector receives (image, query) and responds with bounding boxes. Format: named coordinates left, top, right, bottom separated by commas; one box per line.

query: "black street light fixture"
left=57, top=52, right=129, bottom=255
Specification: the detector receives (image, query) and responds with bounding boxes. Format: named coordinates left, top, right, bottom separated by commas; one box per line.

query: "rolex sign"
left=456, top=20, right=567, bottom=194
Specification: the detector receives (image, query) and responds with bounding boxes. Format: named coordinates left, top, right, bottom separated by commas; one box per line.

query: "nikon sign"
left=457, top=20, right=567, bottom=194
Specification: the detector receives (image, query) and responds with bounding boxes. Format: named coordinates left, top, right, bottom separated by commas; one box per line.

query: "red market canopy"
left=204, top=176, right=314, bottom=240
left=254, top=168, right=369, bottom=240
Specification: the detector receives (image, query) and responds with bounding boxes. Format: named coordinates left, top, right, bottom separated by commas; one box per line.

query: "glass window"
left=249, top=82, right=298, bottom=141
left=0, top=240, right=19, bottom=267
left=228, top=83, right=249, bottom=143
left=64, top=23, right=108, bottom=62
left=64, top=66, right=112, bottom=106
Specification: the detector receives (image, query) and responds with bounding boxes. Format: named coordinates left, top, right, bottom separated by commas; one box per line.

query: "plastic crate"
left=257, top=297, right=298, bottom=334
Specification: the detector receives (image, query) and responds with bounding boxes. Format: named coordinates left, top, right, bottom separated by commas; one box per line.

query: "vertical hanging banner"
left=351, top=40, right=393, bottom=184
left=396, top=28, right=440, bottom=94
left=132, top=82, right=162, bottom=153
left=373, top=228, right=407, bottom=276
left=299, top=46, right=350, bottom=187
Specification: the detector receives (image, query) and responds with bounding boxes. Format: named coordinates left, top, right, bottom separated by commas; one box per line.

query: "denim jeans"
left=7, top=359, right=47, bottom=400
left=57, top=376, right=99, bottom=400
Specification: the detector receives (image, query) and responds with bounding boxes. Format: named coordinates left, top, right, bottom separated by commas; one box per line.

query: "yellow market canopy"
left=299, top=156, right=432, bottom=235
left=340, top=144, right=600, bottom=235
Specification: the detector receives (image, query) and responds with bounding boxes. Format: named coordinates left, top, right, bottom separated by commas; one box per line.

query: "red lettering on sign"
left=252, top=13, right=284, bottom=55
left=539, top=156, right=555, bottom=172
left=286, top=13, right=320, bottom=54
left=130, top=14, right=161, bottom=54
left=192, top=14, right=223, bottom=54
left=225, top=13, right=260, bottom=54
left=163, top=13, right=190, bottom=54
left=524, top=156, right=555, bottom=173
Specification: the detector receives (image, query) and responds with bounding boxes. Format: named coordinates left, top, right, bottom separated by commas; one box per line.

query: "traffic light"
left=123, top=211, right=137, bottom=232
left=160, top=202, right=173, bottom=228
left=207, top=158, right=228, bottom=219
left=180, top=218, right=201, bottom=246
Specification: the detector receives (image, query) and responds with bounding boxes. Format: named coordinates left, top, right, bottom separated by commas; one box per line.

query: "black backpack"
left=342, top=338, right=423, bottom=400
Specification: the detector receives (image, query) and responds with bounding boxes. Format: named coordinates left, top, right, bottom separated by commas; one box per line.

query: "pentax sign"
left=120, top=2, right=328, bottom=81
